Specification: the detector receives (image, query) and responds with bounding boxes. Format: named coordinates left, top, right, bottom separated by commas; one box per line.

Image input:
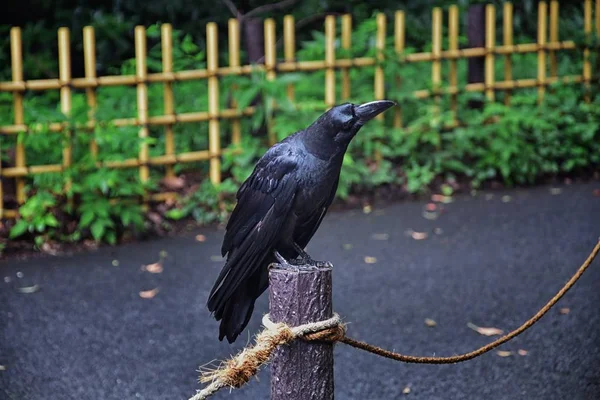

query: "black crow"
left=207, top=100, right=396, bottom=343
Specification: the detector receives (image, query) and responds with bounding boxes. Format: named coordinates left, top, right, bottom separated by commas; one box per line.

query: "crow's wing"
left=208, top=143, right=299, bottom=313
left=293, top=177, right=339, bottom=250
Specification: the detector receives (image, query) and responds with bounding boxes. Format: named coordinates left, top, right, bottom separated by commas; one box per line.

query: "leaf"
left=342, top=243, right=353, bottom=250
left=9, top=220, right=29, bottom=239
left=518, top=349, right=528, bottom=356
left=424, top=318, right=437, bottom=327
left=431, top=194, right=453, bottom=204
left=425, top=203, right=437, bottom=211
left=496, top=350, right=512, bottom=357
left=161, top=176, right=186, bottom=190
left=362, top=204, right=372, bottom=214
left=411, top=231, right=428, bottom=240
left=549, top=187, right=562, bottom=195
left=364, top=256, right=377, bottom=264
left=90, top=220, right=106, bottom=241
left=402, top=386, right=411, bottom=394
left=467, top=322, right=504, bottom=336
left=139, top=288, right=159, bottom=299
left=501, top=195, right=512, bottom=203
left=18, top=284, right=40, bottom=294
left=112, top=259, right=120, bottom=267
left=142, top=262, right=163, bottom=274
left=559, top=307, right=570, bottom=315
left=195, top=234, right=207, bottom=242
left=210, top=255, right=224, bottom=262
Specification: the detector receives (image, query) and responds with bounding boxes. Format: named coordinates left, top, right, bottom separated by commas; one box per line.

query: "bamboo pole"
left=83, top=26, right=98, bottom=159
left=485, top=5, right=496, bottom=102
left=58, top=27, right=72, bottom=197
left=374, top=13, right=385, bottom=162
left=584, top=0, right=592, bottom=102
left=135, top=26, right=150, bottom=188
left=549, top=1, right=559, bottom=78
left=284, top=15, right=296, bottom=102
left=229, top=18, right=242, bottom=146
left=162, top=24, right=175, bottom=177
left=537, top=2, right=547, bottom=104
left=264, top=18, right=277, bottom=145
left=449, top=6, right=459, bottom=120
left=432, top=7, right=442, bottom=102
left=394, top=11, right=404, bottom=128
left=503, top=2, right=513, bottom=105
left=341, top=15, right=352, bottom=100
left=207, top=22, right=221, bottom=184
left=325, top=15, right=336, bottom=109
left=10, top=27, right=26, bottom=205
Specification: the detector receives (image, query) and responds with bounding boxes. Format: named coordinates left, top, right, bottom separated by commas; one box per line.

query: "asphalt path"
left=1, top=181, right=599, bottom=400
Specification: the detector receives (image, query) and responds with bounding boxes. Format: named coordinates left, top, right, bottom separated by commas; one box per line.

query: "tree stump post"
left=269, top=264, right=334, bottom=400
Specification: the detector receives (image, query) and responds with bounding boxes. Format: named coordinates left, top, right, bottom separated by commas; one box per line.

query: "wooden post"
left=269, top=264, right=334, bottom=400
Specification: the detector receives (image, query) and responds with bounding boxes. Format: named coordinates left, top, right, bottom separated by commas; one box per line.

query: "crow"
left=207, top=100, right=396, bottom=343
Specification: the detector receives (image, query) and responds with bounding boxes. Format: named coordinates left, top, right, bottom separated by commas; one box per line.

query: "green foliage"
left=2, top=17, right=599, bottom=250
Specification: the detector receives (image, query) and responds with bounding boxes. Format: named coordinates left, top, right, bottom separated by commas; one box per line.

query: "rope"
left=190, top=239, right=600, bottom=399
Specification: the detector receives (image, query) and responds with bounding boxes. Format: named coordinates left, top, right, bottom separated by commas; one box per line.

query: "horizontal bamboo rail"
left=0, top=0, right=598, bottom=220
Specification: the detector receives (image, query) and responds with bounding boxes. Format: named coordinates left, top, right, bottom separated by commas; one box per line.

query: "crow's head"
left=304, top=100, right=396, bottom=154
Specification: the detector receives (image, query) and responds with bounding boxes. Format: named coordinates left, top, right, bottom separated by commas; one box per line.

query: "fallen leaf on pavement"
left=402, top=386, right=411, bottom=394
left=159, top=250, right=168, bottom=259
left=161, top=176, right=186, bottom=190
left=195, top=234, right=207, bottom=242
left=4, top=276, right=11, bottom=283
left=371, top=233, right=389, bottom=240
left=431, top=194, right=452, bottom=204
left=425, top=203, right=437, bottom=211
left=210, top=255, right=224, bottom=262
left=112, top=260, right=120, bottom=267
left=550, top=187, right=562, bottom=195
left=496, top=350, right=512, bottom=357
left=18, top=284, right=40, bottom=294
left=362, top=204, right=372, bottom=214
left=342, top=243, right=353, bottom=250
left=139, top=288, right=159, bottom=299
left=411, top=231, right=428, bottom=240
left=424, top=318, right=437, bottom=327
left=559, top=307, right=570, bottom=315
left=501, top=195, right=512, bottom=203
left=142, top=262, right=163, bottom=274
left=0, top=365, right=5, bottom=371
left=485, top=194, right=494, bottom=200
left=434, top=228, right=443, bottom=235
left=364, top=256, right=377, bottom=264
left=467, top=322, right=504, bottom=336
left=422, top=211, right=439, bottom=220
left=518, top=349, right=528, bottom=356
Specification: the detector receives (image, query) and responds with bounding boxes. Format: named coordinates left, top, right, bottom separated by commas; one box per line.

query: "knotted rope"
left=190, top=239, right=600, bottom=400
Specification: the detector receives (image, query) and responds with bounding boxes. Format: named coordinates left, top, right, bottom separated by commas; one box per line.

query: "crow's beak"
left=355, top=100, right=396, bottom=124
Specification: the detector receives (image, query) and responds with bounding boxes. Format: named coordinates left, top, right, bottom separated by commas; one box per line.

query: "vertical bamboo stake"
left=432, top=7, right=442, bottom=102
left=393, top=11, right=404, bottom=128
left=374, top=13, right=386, bottom=162
left=549, top=1, right=559, bottom=78
left=10, top=27, right=25, bottom=205
left=584, top=0, right=592, bottom=102
left=229, top=19, right=242, bottom=146
left=537, top=2, right=547, bottom=105
left=58, top=28, right=72, bottom=196
left=264, top=19, right=277, bottom=145
left=162, top=24, right=175, bottom=177
left=449, top=6, right=459, bottom=122
left=325, top=15, right=336, bottom=109
left=341, top=14, right=352, bottom=100
left=283, top=15, right=296, bottom=102
left=207, top=23, right=221, bottom=184
left=503, top=2, right=513, bottom=105
left=83, top=27, right=98, bottom=159
left=485, top=5, right=495, bottom=102
left=135, top=26, right=149, bottom=185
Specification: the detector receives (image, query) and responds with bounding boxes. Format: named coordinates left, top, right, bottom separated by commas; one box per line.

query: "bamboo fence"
left=1, top=0, right=598, bottom=219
